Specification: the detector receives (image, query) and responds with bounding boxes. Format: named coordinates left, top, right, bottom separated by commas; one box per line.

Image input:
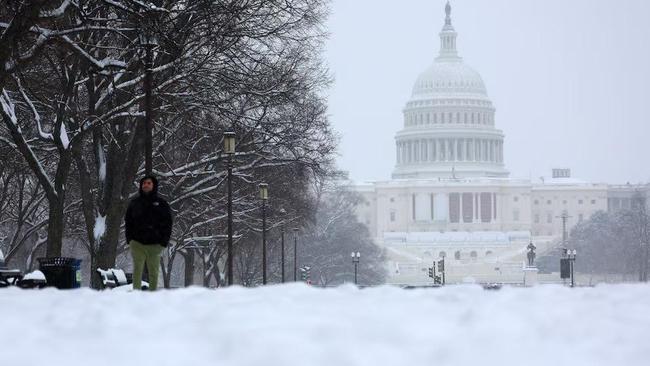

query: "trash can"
left=37, top=257, right=82, bottom=289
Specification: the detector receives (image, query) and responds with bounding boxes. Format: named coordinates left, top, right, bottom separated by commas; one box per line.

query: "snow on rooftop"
left=539, top=177, right=589, bottom=185
left=384, top=231, right=530, bottom=245
left=2, top=284, right=648, bottom=366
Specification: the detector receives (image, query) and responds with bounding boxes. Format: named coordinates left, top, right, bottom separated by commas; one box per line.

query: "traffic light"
left=434, top=275, right=442, bottom=285
left=300, top=266, right=311, bottom=282
left=437, top=259, right=445, bottom=272
left=428, top=267, right=434, bottom=278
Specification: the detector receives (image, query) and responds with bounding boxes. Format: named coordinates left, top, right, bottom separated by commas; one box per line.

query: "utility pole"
left=556, top=210, right=572, bottom=249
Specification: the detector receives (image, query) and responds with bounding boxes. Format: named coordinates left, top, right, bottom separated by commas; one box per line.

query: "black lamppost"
left=278, top=208, right=287, bottom=283
left=224, top=131, right=236, bottom=286
left=293, top=228, right=299, bottom=281
left=351, top=251, right=360, bottom=285
left=139, top=18, right=158, bottom=175
left=280, top=228, right=286, bottom=283
left=259, top=183, right=269, bottom=285
left=639, top=243, right=649, bottom=282
left=567, top=249, right=577, bottom=287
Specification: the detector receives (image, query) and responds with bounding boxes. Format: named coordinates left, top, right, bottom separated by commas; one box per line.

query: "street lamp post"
left=139, top=19, right=158, bottom=175
left=351, top=251, right=360, bottom=285
left=278, top=208, right=287, bottom=283
left=639, top=243, right=649, bottom=282
left=567, top=249, right=577, bottom=287
left=280, top=228, right=285, bottom=283
left=293, top=228, right=299, bottom=281
left=259, top=183, right=269, bottom=285
left=224, top=131, right=236, bottom=286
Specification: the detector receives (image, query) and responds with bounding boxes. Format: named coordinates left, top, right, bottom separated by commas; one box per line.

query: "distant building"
left=351, top=2, right=648, bottom=285
left=607, top=184, right=650, bottom=213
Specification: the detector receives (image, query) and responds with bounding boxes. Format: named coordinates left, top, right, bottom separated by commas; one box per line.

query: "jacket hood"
left=139, top=175, right=159, bottom=196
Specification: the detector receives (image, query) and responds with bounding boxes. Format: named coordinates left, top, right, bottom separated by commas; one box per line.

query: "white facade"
left=351, top=3, right=632, bottom=285
left=354, top=177, right=608, bottom=284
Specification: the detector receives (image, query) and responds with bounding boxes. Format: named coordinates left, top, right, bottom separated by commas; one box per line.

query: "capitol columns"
left=452, top=138, right=457, bottom=161
left=488, top=140, right=493, bottom=162
left=472, top=138, right=479, bottom=162
left=490, top=140, right=494, bottom=162
left=395, top=141, right=402, bottom=164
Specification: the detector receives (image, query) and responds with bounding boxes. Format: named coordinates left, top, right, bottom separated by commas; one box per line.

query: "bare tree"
left=1, top=0, right=338, bottom=289
left=567, top=195, right=650, bottom=282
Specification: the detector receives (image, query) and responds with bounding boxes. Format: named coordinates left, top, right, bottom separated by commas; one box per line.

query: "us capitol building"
left=352, top=3, right=649, bottom=285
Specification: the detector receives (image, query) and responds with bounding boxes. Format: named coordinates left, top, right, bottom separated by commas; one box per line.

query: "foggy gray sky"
left=325, top=0, right=650, bottom=184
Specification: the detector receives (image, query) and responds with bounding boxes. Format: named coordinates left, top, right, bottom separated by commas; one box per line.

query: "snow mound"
left=1, top=284, right=649, bottom=366
left=22, top=270, right=45, bottom=281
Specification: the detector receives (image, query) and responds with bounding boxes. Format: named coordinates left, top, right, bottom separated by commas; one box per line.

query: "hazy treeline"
left=561, top=193, right=649, bottom=281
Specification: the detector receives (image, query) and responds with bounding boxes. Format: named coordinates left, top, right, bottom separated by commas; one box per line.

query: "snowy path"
left=1, top=284, right=649, bottom=366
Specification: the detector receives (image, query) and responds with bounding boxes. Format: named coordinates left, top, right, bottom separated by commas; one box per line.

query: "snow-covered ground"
left=2, top=284, right=649, bottom=366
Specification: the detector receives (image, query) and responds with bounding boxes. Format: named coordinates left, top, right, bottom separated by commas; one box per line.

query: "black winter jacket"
left=124, top=176, right=173, bottom=246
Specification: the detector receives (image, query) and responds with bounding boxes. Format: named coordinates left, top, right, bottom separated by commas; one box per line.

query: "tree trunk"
left=73, top=148, right=102, bottom=288
left=96, top=203, right=127, bottom=273
left=182, top=250, right=195, bottom=287
left=201, top=249, right=211, bottom=287
left=93, top=116, right=145, bottom=286
left=162, top=249, right=175, bottom=289
left=45, top=198, right=65, bottom=257
left=89, top=252, right=101, bottom=289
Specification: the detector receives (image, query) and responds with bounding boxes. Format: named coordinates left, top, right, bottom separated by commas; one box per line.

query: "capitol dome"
left=411, top=61, right=487, bottom=97
left=392, top=2, right=509, bottom=179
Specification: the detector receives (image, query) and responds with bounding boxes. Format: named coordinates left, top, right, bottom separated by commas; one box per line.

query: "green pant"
left=130, top=240, right=164, bottom=291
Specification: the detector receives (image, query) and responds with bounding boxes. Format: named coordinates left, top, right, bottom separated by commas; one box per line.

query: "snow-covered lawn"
left=1, top=284, right=649, bottom=366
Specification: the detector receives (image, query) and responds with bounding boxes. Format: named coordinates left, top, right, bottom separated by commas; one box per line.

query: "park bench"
left=0, top=249, right=48, bottom=288
left=96, top=268, right=149, bottom=290
left=0, top=268, right=23, bottom=287
left=0, top=249, right=25, bottom=287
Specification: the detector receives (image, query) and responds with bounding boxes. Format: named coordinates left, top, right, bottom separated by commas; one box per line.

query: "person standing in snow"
left=124, top=175, right=173, bottom=290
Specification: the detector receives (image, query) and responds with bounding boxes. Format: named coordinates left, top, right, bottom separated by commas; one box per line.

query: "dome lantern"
left=438, top=1, right=460, bottom=61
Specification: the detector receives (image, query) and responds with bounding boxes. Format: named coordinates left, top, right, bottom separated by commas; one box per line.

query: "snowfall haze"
left=326, top=0, right=650, bottom=184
